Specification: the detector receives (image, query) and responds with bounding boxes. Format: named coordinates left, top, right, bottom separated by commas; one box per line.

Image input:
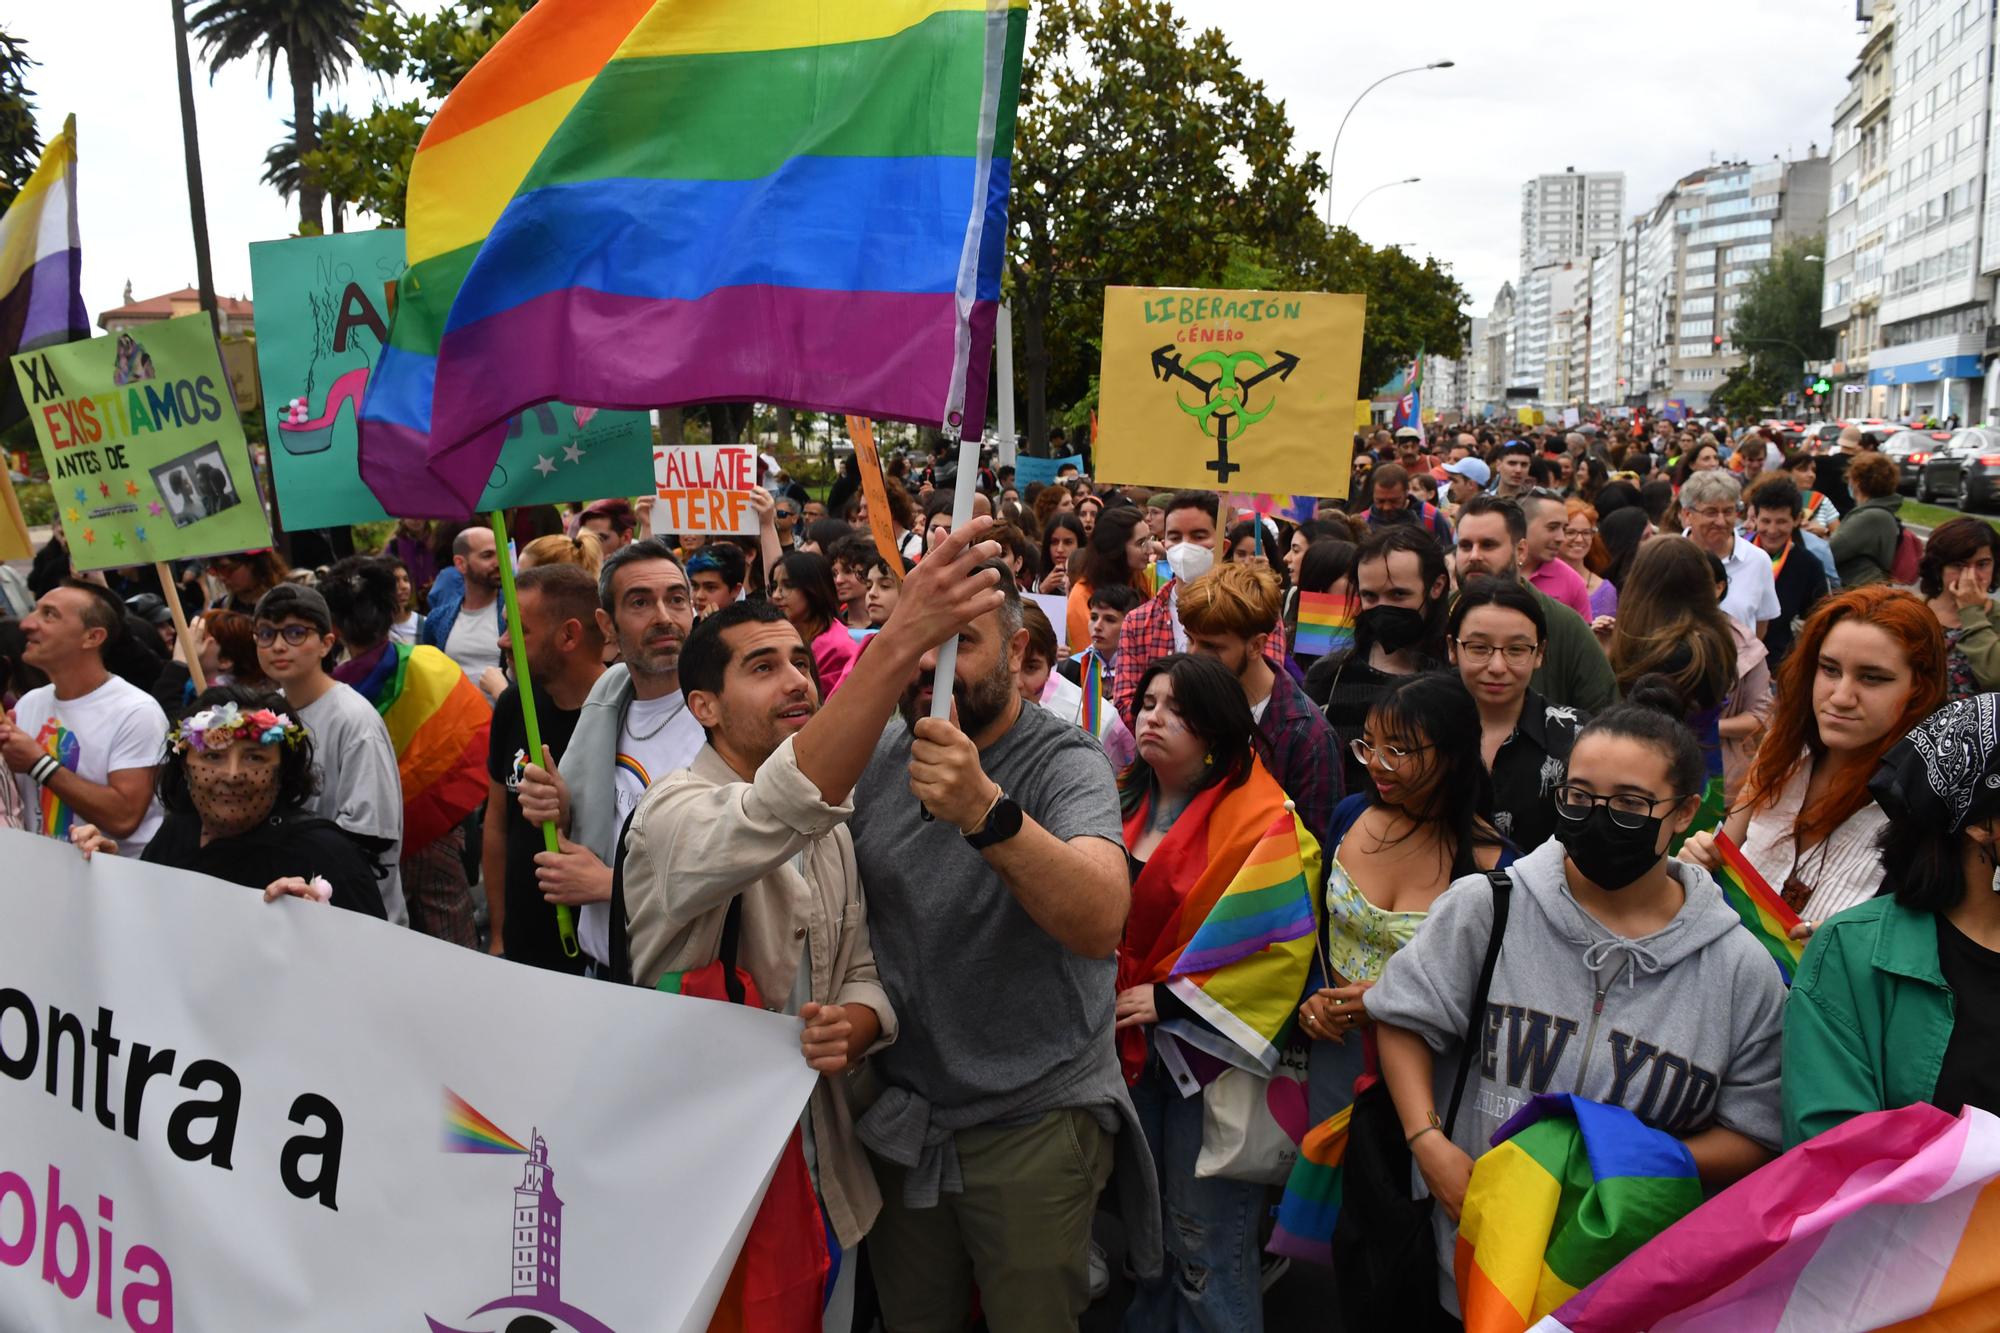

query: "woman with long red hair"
left=1682, top=585, right=1945, bottom=934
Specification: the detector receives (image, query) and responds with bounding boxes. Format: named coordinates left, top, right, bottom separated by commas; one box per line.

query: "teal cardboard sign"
left=248, top=231, right=654, bottom=527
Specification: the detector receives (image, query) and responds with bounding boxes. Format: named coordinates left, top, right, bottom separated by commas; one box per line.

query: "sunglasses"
left=254, top=623, right=321, bottom=647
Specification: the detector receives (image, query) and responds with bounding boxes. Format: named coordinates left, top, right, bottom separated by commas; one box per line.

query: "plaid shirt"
left=1112, top=580, right=1288, bottom=726
left=1256, top=669, right=1342, bottom=843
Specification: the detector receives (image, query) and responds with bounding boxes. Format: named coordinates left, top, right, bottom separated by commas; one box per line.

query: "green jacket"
left=1781, top=894, right=1954, bottom=1149
left=1828, top=494, right=1903, bottom=587
left=1527, top=583, right=1618, bottom=715
left=1949, top=602, right=2000, bottom=692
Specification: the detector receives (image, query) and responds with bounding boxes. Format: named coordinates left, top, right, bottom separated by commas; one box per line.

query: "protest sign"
left=1096, top=288, right=1364, bottom=500
left=247, top=232, right=654, bottom=528
left=1027, top=592, right=1072, bottom=649
left=652, top=444, right=759, bottom=535
left=0, top=468, right=30, bottom=562
left=845, top=416, right=902, bottom=570
left=1013, top=454, right=1085, bottom=488
left=0, top=830, right=815, bottom=1332
left=10, top=314, right=273, bottom=570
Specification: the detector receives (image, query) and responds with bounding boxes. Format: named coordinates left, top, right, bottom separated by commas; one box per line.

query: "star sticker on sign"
left=125, top=480, right=141, bottom=497
left=82, top=529, right=95, bottom=544
left=533, top=454, right=557, bottom=477
left=562, top=443, right=586, bottom=465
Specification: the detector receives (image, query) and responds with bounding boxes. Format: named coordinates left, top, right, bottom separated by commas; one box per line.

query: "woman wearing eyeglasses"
left=1449, top=576, right=1586, bottom=857
left=1681, top=586, right=1945, bottom=935
left=1366, top=678, right=1786, bottom=1318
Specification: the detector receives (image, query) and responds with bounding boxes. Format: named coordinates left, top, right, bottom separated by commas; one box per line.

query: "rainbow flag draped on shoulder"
left=346, top=642, right=491, bottom=854
left=1117, top=760, right=1321, bottom=1086
left=1712, top=830, right=1805, bottom=984
left=1530, top=1103, right=2000, bottom=1332
left=0, top=113, right=87, bottom=433
left=359, top=0, right=1027, bottom=516
left=1458, top=1094, right=1701, bottom=1333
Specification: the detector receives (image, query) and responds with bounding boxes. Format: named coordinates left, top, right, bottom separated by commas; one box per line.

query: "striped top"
left=1738, top=751, right=1888, bottom=924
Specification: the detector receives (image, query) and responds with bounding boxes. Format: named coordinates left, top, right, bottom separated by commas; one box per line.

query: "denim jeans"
left=1122, top=1055, right=1267, bottom=1333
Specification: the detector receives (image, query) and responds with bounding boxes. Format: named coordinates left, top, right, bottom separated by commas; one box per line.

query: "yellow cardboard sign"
left=1096, top=287, right=1365, bottom=499
left=1355, top=399, right=1373, bottom=430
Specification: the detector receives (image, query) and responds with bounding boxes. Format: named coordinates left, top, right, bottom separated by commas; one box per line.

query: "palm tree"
left=188, top=0, right=364, bottom=234
left=264, top=109, right=352, bottom=232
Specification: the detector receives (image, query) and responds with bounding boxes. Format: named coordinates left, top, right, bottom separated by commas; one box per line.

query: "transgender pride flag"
left=0, top=114, right=87, bottom=432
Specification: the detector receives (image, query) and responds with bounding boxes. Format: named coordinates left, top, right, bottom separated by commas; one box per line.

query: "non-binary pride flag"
left=1460, top=1095, right=1701, bottom=1333
left=1530, top=1103, right=2000, bottom=1332
left=0, top=113, right=88, bottom=433
left=359, top=0, right=1027, bottom=516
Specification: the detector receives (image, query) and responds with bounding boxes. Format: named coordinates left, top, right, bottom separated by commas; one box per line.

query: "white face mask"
left=1164, top=541, right=1214, bottom=584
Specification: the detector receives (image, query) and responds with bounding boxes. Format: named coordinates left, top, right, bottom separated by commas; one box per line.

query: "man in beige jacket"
left=619, top=518, right=1005, bottom=1323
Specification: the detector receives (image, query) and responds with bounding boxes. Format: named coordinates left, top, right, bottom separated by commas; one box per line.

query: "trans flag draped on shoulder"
left=1457, top=1094, right=1701, bottom=1333
left=357, top=0, right=1027, bottom=515
left=346, top=642, right=491, bottom=854
left=1529, top=1103, right=2000, bottom=1332
left=1117, top=759, right=1321, bottom=1087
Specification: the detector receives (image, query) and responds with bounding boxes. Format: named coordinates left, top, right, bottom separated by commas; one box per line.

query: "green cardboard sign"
left=247, top=230, right=655, bottom=528
left=10, top=313, right=275, bottom=570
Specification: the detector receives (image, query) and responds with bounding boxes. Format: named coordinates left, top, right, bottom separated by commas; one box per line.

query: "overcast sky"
left=20, top=0, right=1867, bottom=326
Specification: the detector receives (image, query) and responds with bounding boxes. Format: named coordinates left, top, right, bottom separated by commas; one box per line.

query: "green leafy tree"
left=189, top=0, right=366, bottom=235
left=1010, top=0, right=1325, bottom=454
left=1714, top=237, right=1832, bottom=417
left=1276, top=229, right=1470, bottom=393
left=299, top=1, right=532, bottom=227
left=0, top=27, right=40, bottom=211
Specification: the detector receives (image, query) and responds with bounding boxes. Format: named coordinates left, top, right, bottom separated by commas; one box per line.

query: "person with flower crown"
left=67, top=685, right=386, bottom=917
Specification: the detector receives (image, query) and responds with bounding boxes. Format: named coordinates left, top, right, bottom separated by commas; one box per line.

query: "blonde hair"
left=520, top=530, right=604, bottom=577
left=1178, top=561, right=1281, bottom=640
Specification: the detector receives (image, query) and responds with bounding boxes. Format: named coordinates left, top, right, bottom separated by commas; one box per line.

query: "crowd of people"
left=7, top=412, right=2000, bottom=1331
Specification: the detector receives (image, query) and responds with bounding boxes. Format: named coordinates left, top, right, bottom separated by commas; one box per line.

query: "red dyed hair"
left=1740, top=585, right=1946, bottom=847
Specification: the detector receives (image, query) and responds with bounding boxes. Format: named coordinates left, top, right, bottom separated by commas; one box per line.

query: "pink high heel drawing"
left=277, top=366, right=369, bottom=456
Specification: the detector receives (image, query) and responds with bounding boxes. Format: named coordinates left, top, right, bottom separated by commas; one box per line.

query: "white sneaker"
left=1088, top=1239, right=1111, bottom=1302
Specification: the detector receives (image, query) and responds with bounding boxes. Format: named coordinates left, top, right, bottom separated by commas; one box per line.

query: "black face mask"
left=1356, top=605, right=1429, bottom=655
left=1554, top=805, right=1665, bottom=892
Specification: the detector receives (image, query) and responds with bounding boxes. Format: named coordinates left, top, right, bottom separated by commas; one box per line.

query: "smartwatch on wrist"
left=964, top=795, right=1024, bottom=849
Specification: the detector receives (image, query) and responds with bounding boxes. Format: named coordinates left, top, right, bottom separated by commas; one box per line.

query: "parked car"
left=1882, top=428, right=1956, bottom=493
left=1917, top=427, right=2000, bottom=510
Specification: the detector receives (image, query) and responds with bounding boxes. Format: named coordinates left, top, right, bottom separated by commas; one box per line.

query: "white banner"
left=0, top=830, right=816, bottom=1332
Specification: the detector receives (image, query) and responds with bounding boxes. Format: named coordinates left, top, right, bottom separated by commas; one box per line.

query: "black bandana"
left=1870, top=693, right=2000, bottom=833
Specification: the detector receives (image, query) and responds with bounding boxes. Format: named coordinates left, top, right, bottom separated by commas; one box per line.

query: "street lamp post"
left=1345, top=177, right=1422, bottom=230
left=1326, top=60, right=1454, bottom=225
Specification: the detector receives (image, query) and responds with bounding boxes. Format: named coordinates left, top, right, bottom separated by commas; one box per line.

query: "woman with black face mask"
left=67, top=685, right=387, bottom=917
left=1359, top=675, right=1787, bottom=1321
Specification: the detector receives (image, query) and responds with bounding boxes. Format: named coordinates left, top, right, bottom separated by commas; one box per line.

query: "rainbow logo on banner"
left=443, top=1088, right=528, bottom=1155
left=1294, top=590, right=1355, bottom=659
left=1713, top=830, right=1805, bottom=984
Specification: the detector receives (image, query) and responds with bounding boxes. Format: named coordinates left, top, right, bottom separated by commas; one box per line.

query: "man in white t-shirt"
left=2, top=581, right=167, bottom=857
left=517, top=538, right=703, bottom=965
left=1683, top=469, right=1780, bottom=639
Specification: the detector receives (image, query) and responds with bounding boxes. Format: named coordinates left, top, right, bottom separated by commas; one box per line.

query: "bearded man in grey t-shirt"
left=850, top=562, right=1161, bottom=1328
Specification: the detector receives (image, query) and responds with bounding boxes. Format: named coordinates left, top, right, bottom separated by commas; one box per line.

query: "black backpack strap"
left=716, top=892, right=747, bottom=1006
left=1443, top=868, right=1513, bottom=1136
left=607, top=807, right=640, bottom=986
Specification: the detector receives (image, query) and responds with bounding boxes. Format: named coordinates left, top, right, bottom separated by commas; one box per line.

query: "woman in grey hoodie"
left=1365, top=677, right=1788, bottom=1317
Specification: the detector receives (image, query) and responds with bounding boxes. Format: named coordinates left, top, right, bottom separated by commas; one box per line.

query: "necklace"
left=624, top=691, right=685, bottom=742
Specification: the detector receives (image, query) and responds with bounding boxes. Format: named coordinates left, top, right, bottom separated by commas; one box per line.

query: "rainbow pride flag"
left=1269, top=1103, right=1351, bottom=1262
left=443, top=1088, right=527, bottom=1154
left=1713, top=830, right=1804, bottom=984
left=1531, top=1103, right=2000, bottom=1332
left=349, top=642, right=491, bottom=854
left=359, top=0, right=1027, bottom=516
left=1294, top=589, right=1355, bottom=659
left=1459, top=1095, right=1701, bottom=1333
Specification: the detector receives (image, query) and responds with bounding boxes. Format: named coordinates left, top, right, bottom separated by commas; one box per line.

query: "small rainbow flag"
left=1269, top=1102, right=1351, bottom=1262
left=1079, top=649, right=1104, bottom=740
left=1457, top=1095, right=1701, bottom=1333
left=1294, top=589, right=1355, bottom=659
left=443, top=1088, right=527, bottom=1155
left=1713, top=830, right=1804, bottom=984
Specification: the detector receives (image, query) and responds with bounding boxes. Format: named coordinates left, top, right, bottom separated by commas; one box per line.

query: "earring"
left=1204, top=753, right=1214, bottom=767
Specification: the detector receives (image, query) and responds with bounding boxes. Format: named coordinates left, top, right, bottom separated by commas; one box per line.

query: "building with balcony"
left=1822, top=3, right=1896, bottom=415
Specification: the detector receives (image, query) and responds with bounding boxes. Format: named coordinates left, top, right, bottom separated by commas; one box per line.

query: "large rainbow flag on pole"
left=359, top=0, right=1027, bottom=516
left=347, top=642, right=491, bottom=854
left=1530, top=1103, right=2000, bottom=1332
left=0, top=114, right=87, bottom=433
left=1457, top=1095, right=1701, bottom=1333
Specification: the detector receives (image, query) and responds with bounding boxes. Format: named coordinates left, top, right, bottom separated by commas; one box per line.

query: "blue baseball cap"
left=1441, top=457, right=1490, bottom=487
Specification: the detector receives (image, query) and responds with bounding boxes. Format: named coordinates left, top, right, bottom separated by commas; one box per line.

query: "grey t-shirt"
left=297, top=681, right=407, bottom=926
left=850, top=700, right=1126, bottom=1109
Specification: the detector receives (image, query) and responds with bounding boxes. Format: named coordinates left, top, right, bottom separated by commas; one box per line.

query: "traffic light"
left=1813, top=377, right=1832, bottom=395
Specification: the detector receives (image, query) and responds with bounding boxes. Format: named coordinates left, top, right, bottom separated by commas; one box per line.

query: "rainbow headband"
left=169, top=702, right=306, bottom=755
